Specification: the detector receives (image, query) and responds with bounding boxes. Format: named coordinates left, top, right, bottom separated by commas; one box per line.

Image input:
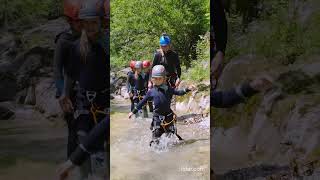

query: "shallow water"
left=110, top=98, right=210, bottom=180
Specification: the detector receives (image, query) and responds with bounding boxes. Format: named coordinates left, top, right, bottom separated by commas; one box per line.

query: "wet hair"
left=80, top=29, right=89, bottom=63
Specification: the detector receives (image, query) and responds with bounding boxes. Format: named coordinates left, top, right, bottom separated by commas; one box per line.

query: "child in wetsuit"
left=128, top=61, right=149, bottom=118
left=128, top=65, right=195, bottom=145
left=127, top=60, right=136, bottom=111
left=142, top=60, right=153, bottom=112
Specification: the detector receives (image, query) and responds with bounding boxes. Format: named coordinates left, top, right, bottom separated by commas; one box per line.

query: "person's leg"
left=130, top=97, right=134, bottom=111
left=150, top=117, right=164, bottom=145
left=143, top=105, right=148, bottom=118
left=76, top=114, right=94, bottom=179
left=65, top=112, right=78, bottom=158
left=147, top=100, right=153, bottom=112
left=89, top=113, right=107, bottom=178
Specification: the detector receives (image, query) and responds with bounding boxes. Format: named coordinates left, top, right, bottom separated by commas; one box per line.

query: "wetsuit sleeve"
left=211, top=82, right=258, bottom=108
left=69, top=118, right=109, bottom=166
left=175, top=53, right=182, bottom=78
left=173, top=88, right=191, bottom=96
left=53, top=38, right=66, bottom=96
left=63, top=73, right=74, bottom=97
left=132, top=91, right=152, bottom=114
left=53, top=39, right=64, bottom=81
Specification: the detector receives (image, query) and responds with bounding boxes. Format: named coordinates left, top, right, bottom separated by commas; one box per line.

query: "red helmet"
left=129, top=60, right=136, bottom=69
left=63, top=0, right=81, bottom=20
left=142, top=60, right=151, bottom=68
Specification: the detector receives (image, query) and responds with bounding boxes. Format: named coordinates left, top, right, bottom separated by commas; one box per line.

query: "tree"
left=111, top=0, right=209, bottom=69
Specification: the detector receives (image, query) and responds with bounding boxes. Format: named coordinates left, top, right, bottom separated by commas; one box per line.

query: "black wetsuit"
left=128, top=72, right=148, bottom=113
left=126, top=70, right=135, bottom=111
left=152, top=50, right=181, bottom=87
left=54, top=30, right=79, bottom=157
left=64, top=35, right=109, bottom=158
left=70, top=117, right=109, bottom=166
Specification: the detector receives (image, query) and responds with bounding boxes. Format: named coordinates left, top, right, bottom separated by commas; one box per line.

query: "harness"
left=154, top=112, right=183, bottom=141
left=74, top=89, right=109, bottom=124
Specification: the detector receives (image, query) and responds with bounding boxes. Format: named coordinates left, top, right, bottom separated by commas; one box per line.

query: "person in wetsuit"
left=129, top=65, right=196, bottom=145
left=128, top=61, right=149, bottom=118
left=151, top=33, right=182, bottom=111
left=59, top=1, right=109, bottom=179
left=54, top=0, right=82, bottom=159
left=142, top=60, right=153, bottom=112
left=127, top=60, right=136, bottom=111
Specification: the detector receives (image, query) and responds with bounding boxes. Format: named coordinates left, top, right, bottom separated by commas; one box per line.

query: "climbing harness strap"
left=83, top=90, right=109, bottom=124
left=90, top=104, right=109, bottom=124
left=159, top=113, right=175, bottom=128
left=134, top=89, right=147, bottom=107
left=156, top=113, right=183, bottom=141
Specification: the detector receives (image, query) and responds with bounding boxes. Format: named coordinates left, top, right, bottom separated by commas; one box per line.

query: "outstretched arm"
left=132, top=91, right=152, bottom=114
left=211, top=82, right=258, bottom=108
left=173, top=88, right=191, bottom=96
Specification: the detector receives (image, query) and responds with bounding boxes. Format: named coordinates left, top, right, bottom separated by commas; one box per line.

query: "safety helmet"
left=129, top=60, right=136, bottom=69
left=142, top=60, right=151, bottom=68
left=78, top=1, right=101, bottom=20
left=135, top=61, right=143, bottom=69
left=152, top=65, right=166, bottom=78
left=159, top=34, right=171, bottom=46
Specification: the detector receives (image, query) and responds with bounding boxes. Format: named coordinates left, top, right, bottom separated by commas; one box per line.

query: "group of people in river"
left=50, top=0, right=276, bottom=179
left=126, top=33, right=196, bottom=145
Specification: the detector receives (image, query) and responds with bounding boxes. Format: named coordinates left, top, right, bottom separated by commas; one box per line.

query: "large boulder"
left=22, top=18, right=69, bottom=50
left=34, top=77, right=61, bottom=120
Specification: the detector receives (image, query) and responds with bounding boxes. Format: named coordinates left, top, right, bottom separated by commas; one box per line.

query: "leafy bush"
left=111, top=0, right=209, bottom=69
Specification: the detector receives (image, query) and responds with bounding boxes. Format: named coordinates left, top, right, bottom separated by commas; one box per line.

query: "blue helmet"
left=159, top=35, right=171, bottom=46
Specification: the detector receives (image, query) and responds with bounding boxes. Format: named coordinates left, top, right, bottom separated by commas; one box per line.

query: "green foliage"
left=226, top=0, right=320, bottom=64
left=0, top=0, right=62, bottom=29
left=111, top=0, right=209, bottom=69
left=184, top=32, right=210, bottom=82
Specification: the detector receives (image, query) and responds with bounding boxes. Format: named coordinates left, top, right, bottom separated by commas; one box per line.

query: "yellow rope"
left=161, top=114, right=177, bottom=129
left=90, top=104, right=108, bottom=124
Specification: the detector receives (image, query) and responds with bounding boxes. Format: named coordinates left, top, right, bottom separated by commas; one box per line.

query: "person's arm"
left=211, top=82, right=258, bottom=108
left=175, top=53, right=182, bottom=79
left=62, top=74, right=74, bottom=98
left=132, top=91, right=151, bottom=114
left=69, top=118, right=108, bottom=166
left=53, top=38, right=65, bottom=95
left=173, top=88, right=191, bottom=96
left=212, top=0, right=228, bottom=55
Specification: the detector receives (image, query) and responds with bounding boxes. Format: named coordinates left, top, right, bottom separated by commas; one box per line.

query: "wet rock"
left=218, top=55, right=270, bottom=90
left=34, top=78, right=61, bottom=119
left=24, top=78, right=36, bottom=105
left=0, top=105, right=14, bottom=120
left=22, top=18, right=69, bottom=49
left=0, top=72, right=18, bottom=102
left=216, top=165, right=289, bottom=180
